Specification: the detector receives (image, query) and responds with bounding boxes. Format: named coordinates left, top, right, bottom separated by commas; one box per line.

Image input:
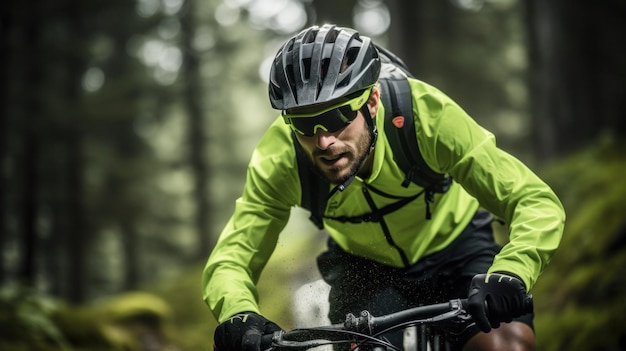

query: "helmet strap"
left=360, top=102, right=378, bottom=148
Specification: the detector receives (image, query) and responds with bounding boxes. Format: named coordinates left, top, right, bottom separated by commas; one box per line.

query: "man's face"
left=295, top=111, right=372, bottom=185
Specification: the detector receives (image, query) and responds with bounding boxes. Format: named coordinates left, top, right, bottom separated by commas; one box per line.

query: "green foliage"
left=533, top=136, right=626, bottom=350
left=0, top=287, right=176, bottom=351
left=53, top=291, right=174, bottom=351
left=148, top=266, right=216, bottom=351
left=0, top=286, right=69, bottom=351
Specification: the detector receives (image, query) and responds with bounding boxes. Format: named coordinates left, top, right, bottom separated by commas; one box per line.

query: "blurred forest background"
left=1, top=0, right=625, bottom=350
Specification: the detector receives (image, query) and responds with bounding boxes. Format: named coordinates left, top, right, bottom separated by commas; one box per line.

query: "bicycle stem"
left=345, top=298, right=467, bottom=335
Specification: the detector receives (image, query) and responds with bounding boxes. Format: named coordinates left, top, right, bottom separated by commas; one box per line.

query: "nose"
left=315, top=130, right=336, bottom=150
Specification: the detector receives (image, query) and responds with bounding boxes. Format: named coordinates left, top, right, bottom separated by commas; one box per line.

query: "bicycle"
left=260, top=296, right=533, bottom=351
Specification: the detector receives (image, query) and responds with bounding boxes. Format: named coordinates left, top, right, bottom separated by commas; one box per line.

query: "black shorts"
left=317, top=211, right=534, bottom=350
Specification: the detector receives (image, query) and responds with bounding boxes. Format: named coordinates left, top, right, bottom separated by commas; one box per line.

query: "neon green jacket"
left=202, top=78, right=565, bottom=323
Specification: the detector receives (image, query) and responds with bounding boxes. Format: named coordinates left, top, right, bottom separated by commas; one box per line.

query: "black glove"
left=467, top=273, right=532, bottom=333
left=214, top=312, right=282, bottom=351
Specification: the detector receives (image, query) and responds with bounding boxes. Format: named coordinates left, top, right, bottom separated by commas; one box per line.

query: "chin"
left=328, top=174, right=351, bottom=185
left=312, top=150, right=367, bottom=185
left=320, top=165, right=355, bottom=185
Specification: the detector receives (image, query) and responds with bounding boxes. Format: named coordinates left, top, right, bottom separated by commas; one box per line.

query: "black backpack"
left=294, top=45, right=453, bottom=229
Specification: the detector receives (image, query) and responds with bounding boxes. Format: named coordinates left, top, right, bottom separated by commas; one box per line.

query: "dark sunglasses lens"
left=337, top=105, right=358, bottom=120
left=292, top=109, right=355, bottom=136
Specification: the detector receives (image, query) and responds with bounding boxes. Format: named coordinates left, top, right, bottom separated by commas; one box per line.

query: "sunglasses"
left=282, top=87, right=372, bottom=137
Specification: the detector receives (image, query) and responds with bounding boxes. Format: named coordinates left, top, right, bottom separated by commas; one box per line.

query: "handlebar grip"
left=261, top=330, right=283, bottom=349
left=261, top=333, right=274, bottom=348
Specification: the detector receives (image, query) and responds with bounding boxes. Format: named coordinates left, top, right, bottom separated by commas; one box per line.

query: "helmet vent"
left=336, top=72, right=351, bottom=88
left=324, top=29, right=339, bottom=43
left=344, top=47, right=359, bottom=69
left=320, top=58, right=330, bottom=80
left=302, top=58, right=311, bottom=80
left=286, top=66, right=297, bottom=103
left=286, top=39, right=295, bottom=52
left=303, top=29, right=317, bottom=44
left=269, top=83, right=282, bottom=100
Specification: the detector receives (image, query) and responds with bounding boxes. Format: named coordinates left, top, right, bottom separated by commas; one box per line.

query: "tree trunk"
left=0, top=0, right=14, bottom=285
left=15, top=0, right=45, bottom=287
left=387, top=0, right=455, bottom=74
left=526, top=0, right=626, bottom=160
left=121, top=219, right=140, bottom=289
left=311, top=0, right=357, bottom=27
left=180, top=2, right=213, bottom=260
left=64, top=0, right=88, bottom=303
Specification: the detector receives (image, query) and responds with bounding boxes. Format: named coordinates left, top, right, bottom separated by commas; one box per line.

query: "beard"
left=309, top=127, right=372, bottom=185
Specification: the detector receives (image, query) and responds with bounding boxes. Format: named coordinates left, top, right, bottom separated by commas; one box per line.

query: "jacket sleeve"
left=202, top=119, right=300, bottom=322
left=411, top=79, right=566, bottom=291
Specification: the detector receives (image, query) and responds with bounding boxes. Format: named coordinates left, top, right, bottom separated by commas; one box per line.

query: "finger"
left=468, top=295, right=492, bottom=333
left=490, top=318, right=500, bottom=329
left=242, top=328, right=262, bottom=351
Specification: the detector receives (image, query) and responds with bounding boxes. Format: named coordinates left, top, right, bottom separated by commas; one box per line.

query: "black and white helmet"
left=269, top=24, right=381, bottom=111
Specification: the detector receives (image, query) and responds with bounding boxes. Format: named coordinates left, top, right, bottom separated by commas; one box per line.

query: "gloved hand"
left=214, top=312, right=282, bottom=351
left=467, top=273, right=532, bottom=333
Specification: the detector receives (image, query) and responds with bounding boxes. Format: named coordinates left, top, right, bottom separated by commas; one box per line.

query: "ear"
left=367, top=85, right=381, bottom=119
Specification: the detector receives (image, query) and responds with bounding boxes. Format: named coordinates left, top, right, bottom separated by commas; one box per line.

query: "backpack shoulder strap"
left=293, top=133, right=328, bottom=229
left=379, top=65, right=452, bottom=191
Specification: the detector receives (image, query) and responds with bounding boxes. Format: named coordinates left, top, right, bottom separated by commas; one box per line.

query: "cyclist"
left=205, top=24, right=565, bottom=351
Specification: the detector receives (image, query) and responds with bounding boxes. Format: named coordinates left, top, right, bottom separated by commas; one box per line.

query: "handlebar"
left=209, top=295, right=534, bottom=350
left=259, top=299, right=468, bottom=350
left=260, top=295, right=533, bottom=350
left=351, top=298, right=468, bottom=336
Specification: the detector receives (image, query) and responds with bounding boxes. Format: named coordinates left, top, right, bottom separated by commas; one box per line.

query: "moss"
left=533, top=137, right=626, bottom=350
left=0, top=286, right=70, bottom=351
left=148, top=266, right=217, bottom=351
left=52, top=291, right=174, bottom=351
